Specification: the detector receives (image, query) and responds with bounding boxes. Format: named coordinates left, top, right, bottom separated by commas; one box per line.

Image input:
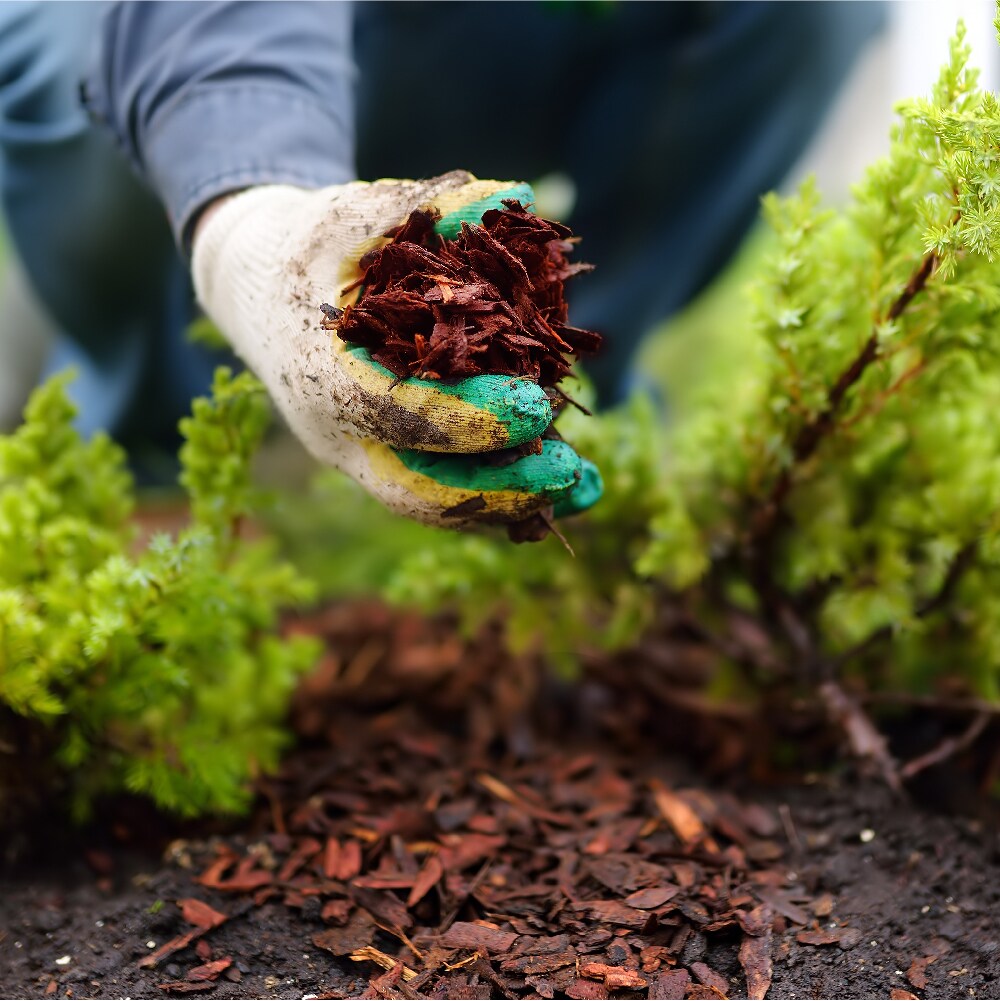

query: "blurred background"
left=639, top=0, right=1000, bottom=425
left=1, top=0, right=998, bottom=434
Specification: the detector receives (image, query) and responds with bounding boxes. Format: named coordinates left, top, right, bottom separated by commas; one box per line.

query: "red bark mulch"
left=322, top=201, right=601, bottom=387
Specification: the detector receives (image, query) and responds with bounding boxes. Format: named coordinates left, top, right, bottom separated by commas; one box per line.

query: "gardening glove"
left=192, top=170, right=602, bottom=528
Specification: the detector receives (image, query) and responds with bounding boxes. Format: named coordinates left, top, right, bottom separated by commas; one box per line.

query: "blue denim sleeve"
left=85, top=1, right=356, bottom=249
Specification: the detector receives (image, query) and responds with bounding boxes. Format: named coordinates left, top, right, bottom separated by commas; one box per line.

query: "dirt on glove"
left=321, top=200, right=602, bottom=387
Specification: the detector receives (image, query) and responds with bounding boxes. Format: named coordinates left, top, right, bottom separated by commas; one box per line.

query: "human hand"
left=192, top=171, right=601, bottom=528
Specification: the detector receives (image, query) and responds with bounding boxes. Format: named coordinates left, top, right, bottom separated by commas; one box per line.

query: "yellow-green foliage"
left=387, top=390, right=668, bottom=673
left=381, top=26, right=1000, bottom=700
left=0, top=369, right=317, bottom=819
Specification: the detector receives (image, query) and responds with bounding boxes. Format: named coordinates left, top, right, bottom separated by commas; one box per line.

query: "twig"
left=819, top=680, right=902, bottom=793
left=374, top=922, right=426, bottom=964
left=539, top=511, right=575, bottom=556
left=839, top=356, right=929, bottom=430
left=550, top=385, right=592, bottom=416
left=348, top=947, right=418, bottom=981
left=632, top=674, right=756, bottom=721
left=261, top=782, right=287, bottom=836
left=745, top=252, right=938, bottom=574
left=900, top=711, right=991, bottom=781
left=778, top=803, right=803, bottom=855
left=672, top=615, right=765, bottom=674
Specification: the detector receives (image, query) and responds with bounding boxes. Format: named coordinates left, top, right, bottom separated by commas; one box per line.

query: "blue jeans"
left=0, top=1, right=886, bottom=459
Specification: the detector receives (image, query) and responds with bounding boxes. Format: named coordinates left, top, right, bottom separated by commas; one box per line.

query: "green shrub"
left=0, top=368, right=317, bottom=821
left=382, top=26, right=1000, bottom=706
left=384, top=389, right=666, bottom=673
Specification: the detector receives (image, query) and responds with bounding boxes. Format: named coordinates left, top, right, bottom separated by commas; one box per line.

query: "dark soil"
left=3, top=602, right=1000, bottom=1000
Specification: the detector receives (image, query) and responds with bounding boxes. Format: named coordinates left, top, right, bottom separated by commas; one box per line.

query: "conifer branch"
left=738, top=249, right=940, bottom=652
left=836, top=538, right=978, bottom=668
left=747, top=251, right=938, bottom=557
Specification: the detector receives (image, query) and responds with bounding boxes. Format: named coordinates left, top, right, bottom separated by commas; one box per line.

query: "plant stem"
left=733, top=249, right=940, bottom=675
left=900, top=711, right=990, bottom=781
left=746, top=251, right=938, bottom=557
left=819, top=680, right=902, bottom=793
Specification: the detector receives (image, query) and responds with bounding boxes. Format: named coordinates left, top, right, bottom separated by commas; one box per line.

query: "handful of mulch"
left=320, top=199, right=601, bottom=386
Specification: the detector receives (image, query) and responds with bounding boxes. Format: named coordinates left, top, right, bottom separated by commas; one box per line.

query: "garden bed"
left=3, top=601, right=999, bottom=1001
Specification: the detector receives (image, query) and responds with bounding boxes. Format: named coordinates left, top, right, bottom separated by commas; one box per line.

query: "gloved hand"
left=192, top=170, right=601, bottom=528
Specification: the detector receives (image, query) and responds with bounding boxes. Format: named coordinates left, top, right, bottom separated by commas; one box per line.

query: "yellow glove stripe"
left=334, top=340, right=513, bottom=451
left=362, top=439, right=542, bottom=521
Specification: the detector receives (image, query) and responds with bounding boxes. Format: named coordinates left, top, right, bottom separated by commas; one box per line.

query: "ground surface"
left=3, top=603, right=999, bottom=1000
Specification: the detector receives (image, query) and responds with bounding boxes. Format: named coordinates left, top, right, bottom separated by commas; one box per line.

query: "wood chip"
left=139, top=931, right=200, bottom=970
left=158, top=605, right=847, bottom=1001
left=795, top=929, right=841, bottom=947
left=508, top=934, right=572, bottom=957
left=502, top=952, right=577, bottom=976
left=441, top=921, right=518, bottom=954
left=753, top=887, right=808, bottom=926
left=623, top=885, right=679, bottom=910
left=649, top=781, right=710, bottom=847
left=313, top=911, right=376, bottom=956
left=186, top=957, right=232, bottom=982
left=647, top=969, right=691, bottom=999
left=348, top=946, right=418, bottom=982
left=564, top=979, right=609, bottom=1000
left=578, top=963, right=648, bottom=990
left=406, top=854, right=443, bottom=908
left=687, top=986, right=730, bottom=1001
left=352, top=886, right=412, bottom=929
left=324, top=202, right=600, bottom=388
left=739, top=924, right=773, bottom=1000
left=178, top=898, right=228, bottom=930
left=476, top=773, right=574, bottom=826
left=570, top=900, right=655, bottom=931
left=690, top=962, right=729, bottom=995
left=907, top=955, right=937, bottom=990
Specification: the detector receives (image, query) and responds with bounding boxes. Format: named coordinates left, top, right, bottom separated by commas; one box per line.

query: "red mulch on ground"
left=3, top=602, right=1000, bottom=1000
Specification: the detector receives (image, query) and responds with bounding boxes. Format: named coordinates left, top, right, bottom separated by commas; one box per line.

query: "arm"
left=86, top=0, right=355, bottom=249
left=86, top=2, right=599, bottom=529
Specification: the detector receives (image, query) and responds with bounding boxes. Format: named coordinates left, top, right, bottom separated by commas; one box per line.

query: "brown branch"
left=632, top=671, right=756, bottom=722
left=746, top=251, right=938, bottom=560
left=839, top=356, right=929, bottom=431
left=819, top=680, right=902, bottom=793
left=731, top=250, right=941, bottom=686
left=900, top=711, right=991, bottom=781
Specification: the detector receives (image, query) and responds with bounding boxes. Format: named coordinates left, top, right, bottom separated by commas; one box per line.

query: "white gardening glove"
left=192, top=170, right=601, bottom=527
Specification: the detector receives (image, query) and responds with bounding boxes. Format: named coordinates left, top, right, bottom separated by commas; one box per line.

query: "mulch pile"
left=130, top=605, right=869, bottom=1001
left=7, top=600, right=1000, bottom=999
left=321, top=201, right=601, bottom=386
